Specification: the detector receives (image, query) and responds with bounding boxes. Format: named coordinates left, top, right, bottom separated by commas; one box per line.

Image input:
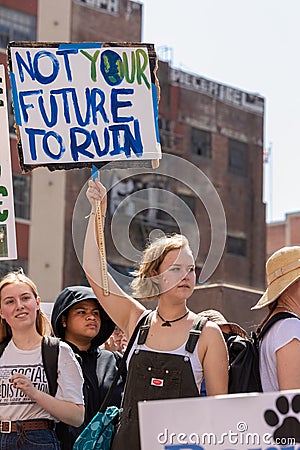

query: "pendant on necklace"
left=156, top=309, right=189, bottom=327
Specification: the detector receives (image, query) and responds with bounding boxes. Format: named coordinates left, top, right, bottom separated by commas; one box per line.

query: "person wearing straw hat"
left=252, top=246, right=300, bottom=392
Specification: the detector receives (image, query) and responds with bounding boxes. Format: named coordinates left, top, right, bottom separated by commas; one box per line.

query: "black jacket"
left=55, top=344, right=124, bottom=450
left=51, top=286, right=125, bottom=450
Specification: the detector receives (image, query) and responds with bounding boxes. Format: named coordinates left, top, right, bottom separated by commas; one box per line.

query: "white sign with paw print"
left=138, top=390, right=300, bottom=450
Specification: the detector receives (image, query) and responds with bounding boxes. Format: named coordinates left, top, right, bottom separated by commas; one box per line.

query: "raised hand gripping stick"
left=95, top=199, right=110, bottom=296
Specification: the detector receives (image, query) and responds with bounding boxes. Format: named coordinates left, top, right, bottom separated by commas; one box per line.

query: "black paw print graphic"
left=264, top=394, right=300, bottom=444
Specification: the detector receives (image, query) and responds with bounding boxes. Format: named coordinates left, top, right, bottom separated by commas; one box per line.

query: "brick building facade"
left=0, top=0, right=266, bottom=329
left=267, top=211, right=300, bottom=258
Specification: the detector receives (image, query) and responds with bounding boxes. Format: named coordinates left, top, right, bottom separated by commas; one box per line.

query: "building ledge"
left=194, top=282, right=264, bottom=295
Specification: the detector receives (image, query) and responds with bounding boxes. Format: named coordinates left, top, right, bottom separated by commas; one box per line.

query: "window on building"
left=76, top=0, right=120, bottom=14
left=0, top=259, right=28, bottom=278
left=228, top=139, right=248, bottom=177
left=191, top=128, right=211, bottom=158
left=13, top=174, right=31, bottom=220
left=0, top=7, right=36, bottom=49
left=227, top=236, right=247, bottom=256
left=159, top=116, right=171, bottom=149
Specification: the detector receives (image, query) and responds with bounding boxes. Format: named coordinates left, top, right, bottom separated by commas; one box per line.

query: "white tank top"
left=127, top=311, right=204, bottom=391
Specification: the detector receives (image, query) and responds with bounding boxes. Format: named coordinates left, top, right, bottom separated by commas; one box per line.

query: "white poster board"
left=8, top=42, right=161, bottom=171
left=138, top=390, right=300, bottom=450
left=0, top=65, right=17, bottom=260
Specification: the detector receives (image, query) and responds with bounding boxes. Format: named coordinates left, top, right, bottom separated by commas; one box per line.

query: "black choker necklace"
left=156, top=309, right=189, bottom=327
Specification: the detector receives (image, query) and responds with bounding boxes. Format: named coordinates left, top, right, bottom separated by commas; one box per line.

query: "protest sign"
left=7, top=42, right=161, bottom=172
left=138, top=390, right=300, bottom=450
left=0, top=65, right=17, bottom=260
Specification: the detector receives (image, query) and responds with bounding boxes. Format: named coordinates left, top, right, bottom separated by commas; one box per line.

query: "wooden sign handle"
left=95, top=200, right=109, bottom=296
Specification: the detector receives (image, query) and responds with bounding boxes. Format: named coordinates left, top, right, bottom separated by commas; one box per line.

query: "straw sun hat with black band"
left=252, top=246, right=300, bottom=310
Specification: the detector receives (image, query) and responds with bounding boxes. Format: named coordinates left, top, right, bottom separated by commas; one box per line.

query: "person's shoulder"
left=189, top=313, right=222, bottom=333
left=58, top=340, right=71, bottom=350
left=58, top=340, right=79, bottom=359
left=272, top=316, right=300, bottom=332
left=193, top=318, right=224, bottom=345
left=265, top=316, right=300, bottom=345
left=200, top=319, right=222, bottom=333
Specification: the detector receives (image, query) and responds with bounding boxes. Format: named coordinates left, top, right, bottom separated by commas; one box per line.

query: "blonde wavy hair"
left=0, top=268, right=52, bottom=343
left=130, top=234, right=192, bottom=299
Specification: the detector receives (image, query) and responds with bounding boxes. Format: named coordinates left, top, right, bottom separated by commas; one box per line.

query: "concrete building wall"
left=37, top=0, right=72, bottom=41
left=27, top=0, right=71, bottom=302
left=28, top=170, right=67, bottom=302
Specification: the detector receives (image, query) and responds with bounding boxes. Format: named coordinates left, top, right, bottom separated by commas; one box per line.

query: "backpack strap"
left=258, top=312, right=299, bottom=340
left=137, top=310, right=156, bottom=345
left=185, top=315, right=208, bottom=354
left=41, top=336, right=60, bottom=397
left=1, top=336, right=59, bottom=397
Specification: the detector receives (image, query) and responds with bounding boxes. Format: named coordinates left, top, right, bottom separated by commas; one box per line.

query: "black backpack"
left=227, top=312, right=298, bottom=394
left=0, top=335, right=60, bottom=396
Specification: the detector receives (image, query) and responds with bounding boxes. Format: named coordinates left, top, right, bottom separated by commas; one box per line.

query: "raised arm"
left=83, top=177, right=145, bottom=338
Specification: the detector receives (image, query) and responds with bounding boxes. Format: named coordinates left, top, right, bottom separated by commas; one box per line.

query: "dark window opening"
left=77, top=0, right=120, bottom=14
left=191, top=128, right=211, bottom=158
left=13, top=174, right=31, bottom=220
left=178, top=193, right=196, bottom=214
left=227, top=236, right=247, bottom=256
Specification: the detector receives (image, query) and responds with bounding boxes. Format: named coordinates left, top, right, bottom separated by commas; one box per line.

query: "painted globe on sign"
left=100, top=50, right=124, bottom=86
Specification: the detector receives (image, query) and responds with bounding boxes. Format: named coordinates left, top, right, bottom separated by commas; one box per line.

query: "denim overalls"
left=111, top=314, right=207, bottom=450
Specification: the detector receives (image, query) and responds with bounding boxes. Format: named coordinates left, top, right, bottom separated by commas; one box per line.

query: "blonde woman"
left=0, top=270, right=84, bottom=450
left=84, top=178, right=228, bottom=450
